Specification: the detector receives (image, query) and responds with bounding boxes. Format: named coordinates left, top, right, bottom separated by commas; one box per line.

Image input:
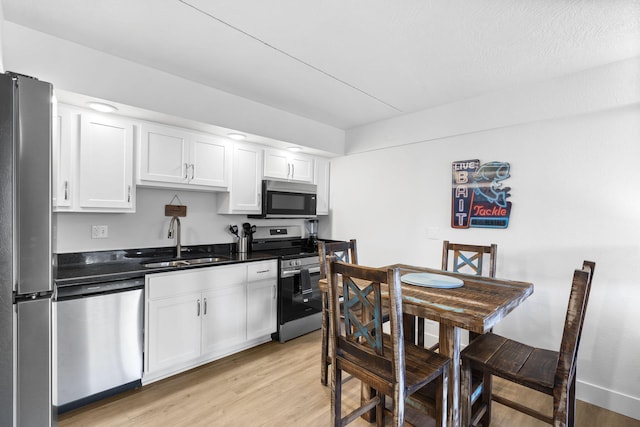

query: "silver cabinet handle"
left=291, top=163, right=295, bottom=178
left=190, top=163, right=195, bottom=181
left=256, top=269, right=271, bottom=274
left=184, top=163, right=189, bottom=180
left=64, top=181, right=69, bottom=201
left=287, top=163, right=292, bottom=178
left=273, top=285, right=276, bottom=300
left=197, top=299, right=201, bottom=316
left=127, top=185, right=131, bottom=203
left=204, top=297, right=207, bottom=315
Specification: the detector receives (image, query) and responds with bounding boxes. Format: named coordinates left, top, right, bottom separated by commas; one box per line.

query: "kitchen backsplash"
left=54, top=187, right=309, bottom=253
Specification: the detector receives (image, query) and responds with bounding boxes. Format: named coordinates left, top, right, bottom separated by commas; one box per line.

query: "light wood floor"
left=59, top=330, right=639, bottom=426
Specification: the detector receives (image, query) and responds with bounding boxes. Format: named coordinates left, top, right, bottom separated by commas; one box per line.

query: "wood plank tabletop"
left=319, top=263, right=534, bottom=334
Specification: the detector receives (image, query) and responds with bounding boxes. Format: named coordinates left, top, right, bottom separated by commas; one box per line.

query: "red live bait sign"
left=451, top=159, right=512, bottom=229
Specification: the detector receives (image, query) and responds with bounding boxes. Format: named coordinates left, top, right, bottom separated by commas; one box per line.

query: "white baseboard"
left=578, top=379, right=640, bottom=421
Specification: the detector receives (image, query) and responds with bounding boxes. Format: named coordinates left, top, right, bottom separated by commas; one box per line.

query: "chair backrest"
left=554, top=261, right=595, bottom=388
left=318, top=239, right=358, bottom=279
left=326, top=257, right=405, bottom=386
left=441, top=240, right=497, bottom=277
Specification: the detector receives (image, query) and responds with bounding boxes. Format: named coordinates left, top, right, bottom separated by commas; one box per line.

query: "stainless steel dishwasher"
left=55, top=277, right=144, bottom=413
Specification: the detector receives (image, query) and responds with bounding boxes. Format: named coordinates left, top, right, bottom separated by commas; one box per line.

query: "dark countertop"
left=55, top=244, right=279, bottom=287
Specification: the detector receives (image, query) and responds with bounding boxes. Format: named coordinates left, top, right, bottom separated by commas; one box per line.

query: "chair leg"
left=481, top=371, right=493, bottom=427
left=376, top=393, right=385, bottom=427
left=332, top=363, right=342, bottom=427
left=553, top=374, right=575, bottom=427
left=392, top=385, right=404, bottom=427
left=437, top=370, right=448, bottom=427
left=568, top=375, right=577, bottom=426
left=461, top=361, right=473, bottom=427
left=321, top=293, right=330, bottom=386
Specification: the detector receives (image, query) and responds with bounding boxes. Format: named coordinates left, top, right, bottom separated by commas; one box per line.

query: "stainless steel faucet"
left=168, top=216, right=182, bottom=258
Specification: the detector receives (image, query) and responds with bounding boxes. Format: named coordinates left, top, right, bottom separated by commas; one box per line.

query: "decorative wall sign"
left=451, top=159, right=512, bottom=229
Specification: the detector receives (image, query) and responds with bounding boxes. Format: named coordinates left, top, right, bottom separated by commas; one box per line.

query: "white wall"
left=54, top=187, right=308, bottom=253
left=328, top=61, right=640, bottom=419
left=1, top=22, right=345, bottom=155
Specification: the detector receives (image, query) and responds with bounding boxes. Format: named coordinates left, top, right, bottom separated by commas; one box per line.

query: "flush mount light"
left=87, top=102, right=118, bottom=113
left=227, top=133, right=246, bottom=140
left=287, top=146, right=302, bottom=152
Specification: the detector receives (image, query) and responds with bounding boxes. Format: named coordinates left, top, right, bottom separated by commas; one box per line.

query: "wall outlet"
left=91, top=225, right=109, bottom=239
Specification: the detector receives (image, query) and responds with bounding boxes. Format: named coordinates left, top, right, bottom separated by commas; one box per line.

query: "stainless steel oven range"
left=251, top=226, right=322, bottom=343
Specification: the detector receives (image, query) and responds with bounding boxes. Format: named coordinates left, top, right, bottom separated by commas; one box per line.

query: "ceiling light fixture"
left=287, top=146, right=302, bottom=152
left=87, top=102, right=118, bottom=113
left=227, top=133, right=246, bottom=140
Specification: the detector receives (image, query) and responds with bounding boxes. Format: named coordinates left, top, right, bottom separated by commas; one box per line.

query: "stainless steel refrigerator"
left=0, top=72, right=55, bottom=426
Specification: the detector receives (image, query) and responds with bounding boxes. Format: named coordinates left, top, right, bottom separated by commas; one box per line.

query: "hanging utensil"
left=228, top=224, right=239, bottom=238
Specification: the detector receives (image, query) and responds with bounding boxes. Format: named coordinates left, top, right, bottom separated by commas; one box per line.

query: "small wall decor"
left=165, top=194, right=187, bottom=217
left=451, top=159, right=512, bottom=229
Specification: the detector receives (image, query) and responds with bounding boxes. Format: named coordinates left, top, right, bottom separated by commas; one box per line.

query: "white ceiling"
left=4, top=0, right=640, bottom=130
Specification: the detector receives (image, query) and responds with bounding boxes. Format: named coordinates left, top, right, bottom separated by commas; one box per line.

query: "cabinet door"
left=246, top=261, right=277, bottom=340
left=78, top=113, right=134, bottom=209
left=52, top=105, right=73, bottom=208
left=139, top=123, right=189, bottom=184
left=189, top=133, right=230, bottom=188
left=246, top=280, right=277, bottom=340
left=201, top=285, right=246, bottom=356
left=147, top=293, right=201, bottom=373
left=314, top=158, right=330, bottom=215
left=263, top=149, right=291, bottom=180
left=290, top=156, right=314, bottom=183
left=263, top=149, right=314, bottom=183
left=233, top=143, right=262, bottom=212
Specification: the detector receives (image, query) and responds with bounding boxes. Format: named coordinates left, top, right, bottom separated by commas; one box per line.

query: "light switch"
left=426, top=226, right=440, bottom=240
left=91, top=225, right=109, bottom=239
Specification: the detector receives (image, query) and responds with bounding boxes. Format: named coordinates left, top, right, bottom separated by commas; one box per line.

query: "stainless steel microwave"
left=249, top=180, right=317, bottom=219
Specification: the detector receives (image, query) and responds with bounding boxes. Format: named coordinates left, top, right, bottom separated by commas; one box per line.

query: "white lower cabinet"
left=144, top=260, right=277, bottom=384
left=147, top=292, right=202, bottom=372
left=246, top=261, right=278, bottom=341
left=200, top=285, right=246, bottom=355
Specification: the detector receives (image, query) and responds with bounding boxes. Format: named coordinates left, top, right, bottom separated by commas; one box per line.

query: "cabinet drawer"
left=247, top=260, right=277, bottom=282
left=147, top=264, right=246, bottom=300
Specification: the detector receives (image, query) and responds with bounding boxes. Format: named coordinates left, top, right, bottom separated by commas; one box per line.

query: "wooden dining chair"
left=319, top=239, right=359, bottom=386
left=422, top=241, right=498, bottom=351
left=326, top=257, right=450, bottom=426
left=460, top=260, right=595, bottom=427
left=441, top=240, right=497, bottom=278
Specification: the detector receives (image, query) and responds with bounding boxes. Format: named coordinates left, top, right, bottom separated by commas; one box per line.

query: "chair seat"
left=461, top=332, right=558, bottom=395
left=338, top=333, right=449, bottom=394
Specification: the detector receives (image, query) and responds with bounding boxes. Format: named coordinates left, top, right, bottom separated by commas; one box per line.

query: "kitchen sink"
left=184, top=257, right=228, bottom=264
left=142, top=256, right=229, bottom=269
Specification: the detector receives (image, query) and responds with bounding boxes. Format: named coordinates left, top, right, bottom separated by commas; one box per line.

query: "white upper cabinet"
left=79, top=113, right=134, bottom=209
left=138, top=122, right=230, bottom=190
left=217, top=142, right=263, bottom=214
left=52, top=104, right=72, bottom=208
left=263, top=148, right=314, bottom=183
left=189, top=134, right=230, bottom=187
left=314, top=157, right=330, bottom=216
left=53, top=104, right=135, bottom=213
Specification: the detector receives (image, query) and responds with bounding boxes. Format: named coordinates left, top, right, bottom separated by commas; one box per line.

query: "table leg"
left=440, top=323, right=462, bottom=427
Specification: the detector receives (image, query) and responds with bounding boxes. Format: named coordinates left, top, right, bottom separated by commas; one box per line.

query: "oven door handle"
left=281, top=266, right=320, bottom=278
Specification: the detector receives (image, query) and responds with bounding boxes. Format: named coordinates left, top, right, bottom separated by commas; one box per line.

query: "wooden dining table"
left=319, top=263, right=534, bottom=427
